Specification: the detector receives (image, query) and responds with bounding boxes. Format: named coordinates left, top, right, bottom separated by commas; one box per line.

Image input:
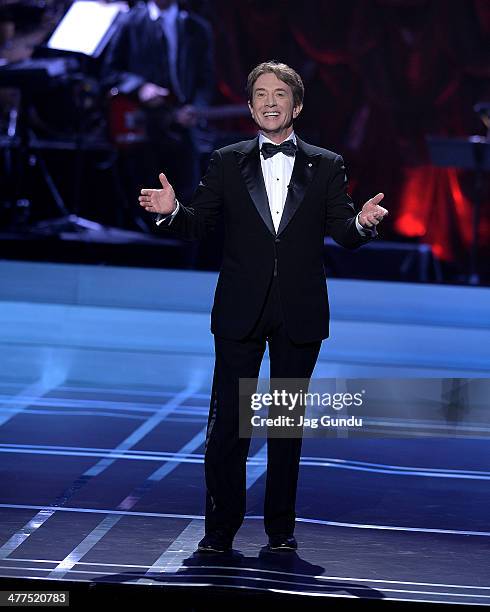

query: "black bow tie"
left=261, top=140, right=297, bottom=160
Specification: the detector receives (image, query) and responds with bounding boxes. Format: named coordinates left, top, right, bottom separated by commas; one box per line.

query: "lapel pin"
left=308, top=162, right=312, bottom=167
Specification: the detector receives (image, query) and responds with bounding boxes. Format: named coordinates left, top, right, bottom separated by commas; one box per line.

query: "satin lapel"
left=276, top=142, right=321, bottom=236
left=234, top=139, right=275, bottom=236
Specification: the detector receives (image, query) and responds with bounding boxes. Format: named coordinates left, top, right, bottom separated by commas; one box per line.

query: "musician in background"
left=102, top=0, right=214, bottom=222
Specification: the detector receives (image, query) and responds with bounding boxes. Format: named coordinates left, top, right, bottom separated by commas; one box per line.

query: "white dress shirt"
left=157, top=131, right=371, bottom=235
left=259, top=132, right=296, bottom=233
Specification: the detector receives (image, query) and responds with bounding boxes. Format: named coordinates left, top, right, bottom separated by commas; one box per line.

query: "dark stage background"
left=0, top=0, right=489, bottom=281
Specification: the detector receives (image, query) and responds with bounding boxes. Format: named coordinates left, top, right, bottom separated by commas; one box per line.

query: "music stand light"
left=47, top=0, right=128, bottom=58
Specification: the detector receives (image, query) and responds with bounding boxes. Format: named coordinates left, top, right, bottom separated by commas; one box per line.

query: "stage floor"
left=0, top=262, right=489, bottom=608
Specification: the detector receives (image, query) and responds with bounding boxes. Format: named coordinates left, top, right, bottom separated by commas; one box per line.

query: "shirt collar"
left=258, top=131, right=296, bottom=148
left=148, top=1, right=179, bottom=24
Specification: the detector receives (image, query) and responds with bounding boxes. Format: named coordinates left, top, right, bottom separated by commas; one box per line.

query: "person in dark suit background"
left=139, top=61, right=388, bottom=552
left=102, top=0, right=214, bottom=218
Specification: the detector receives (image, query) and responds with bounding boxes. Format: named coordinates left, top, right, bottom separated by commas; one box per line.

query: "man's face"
left=248, top=72, right=302, bottom=139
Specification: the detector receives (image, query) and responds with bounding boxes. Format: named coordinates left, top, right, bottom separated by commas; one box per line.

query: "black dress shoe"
left=197, top=530, right=233, bottom=553
left=268, top=534, right=298, bottom=551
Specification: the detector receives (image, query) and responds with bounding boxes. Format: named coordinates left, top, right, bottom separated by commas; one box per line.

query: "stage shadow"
left=96, top=546, right=384, bottom=600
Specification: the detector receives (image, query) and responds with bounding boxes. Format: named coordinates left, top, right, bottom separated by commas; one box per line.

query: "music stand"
left=46, top=0, right=127, bottom=58
left=0, top=1, right=129, bottom=235
left=427, top=135, right=490, bottom=285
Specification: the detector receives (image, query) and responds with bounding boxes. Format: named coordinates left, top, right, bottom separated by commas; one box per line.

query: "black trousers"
left=204, top=275, right=322, bottom=538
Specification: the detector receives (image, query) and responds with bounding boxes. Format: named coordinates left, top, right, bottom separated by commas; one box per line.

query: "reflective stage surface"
left=0, top=262, right=489, bottom=608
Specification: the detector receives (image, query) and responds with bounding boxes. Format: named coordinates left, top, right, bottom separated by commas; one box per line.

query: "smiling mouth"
left=263, top=112, right=279, bottom=118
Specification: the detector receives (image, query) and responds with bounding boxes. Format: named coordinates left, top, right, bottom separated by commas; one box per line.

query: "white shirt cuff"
left=355, top=212, right=375, bottom=236
left=156, top=200, right=180, bottom=226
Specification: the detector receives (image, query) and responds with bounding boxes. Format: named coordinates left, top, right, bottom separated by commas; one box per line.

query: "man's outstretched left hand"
left=359, top=193, right=388, bottom=228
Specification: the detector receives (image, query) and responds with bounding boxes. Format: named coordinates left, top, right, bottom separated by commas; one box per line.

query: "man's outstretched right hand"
left=139, top=173, right=177, bottom=215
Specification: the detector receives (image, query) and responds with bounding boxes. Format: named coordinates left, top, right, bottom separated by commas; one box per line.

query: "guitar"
left=107, top=93, right=250, bottom=147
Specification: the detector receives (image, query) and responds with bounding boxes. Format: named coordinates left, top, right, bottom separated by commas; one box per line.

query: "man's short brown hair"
left=246, top=60, right=304, bottom=108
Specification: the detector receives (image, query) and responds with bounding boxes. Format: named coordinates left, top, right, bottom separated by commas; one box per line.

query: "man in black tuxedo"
left=102, top=0, right=214, bottom=208
left=139, top=61, right=388, bottom=552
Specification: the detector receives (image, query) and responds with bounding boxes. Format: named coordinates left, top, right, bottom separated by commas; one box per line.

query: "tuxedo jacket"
left=157, top=136, right=375, bottom=343
left=102, top=3, right=214, bottom=106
